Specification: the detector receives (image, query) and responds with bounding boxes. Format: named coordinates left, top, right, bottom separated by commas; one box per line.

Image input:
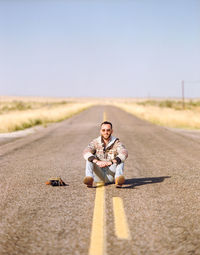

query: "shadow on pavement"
left=121, top=176, right=171, bottom=189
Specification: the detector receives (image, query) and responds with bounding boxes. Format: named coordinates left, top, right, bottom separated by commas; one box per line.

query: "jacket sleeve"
left=115, top=141, right=128, bottom=163
left=83, top=139, right=97, bottom=162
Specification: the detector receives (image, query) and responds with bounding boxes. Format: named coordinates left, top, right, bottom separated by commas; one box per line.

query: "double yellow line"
left=113, top=197, right=131, bottom=240
left=89, top=112, right=131, bottom=255
left=89, top=185, right=106, bottom=255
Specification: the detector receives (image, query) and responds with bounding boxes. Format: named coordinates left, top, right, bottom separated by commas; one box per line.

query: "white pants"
left=85, top=160, right=124, bottom=184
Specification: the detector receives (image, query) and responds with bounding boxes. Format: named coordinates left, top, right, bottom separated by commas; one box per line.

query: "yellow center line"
left=89, top=185, right=106, bottom=255
left=113, top=197, right=131, bottom=240
left=88, top=112, right=107, bottom=255
left=89, top=111, right=131, bottom=254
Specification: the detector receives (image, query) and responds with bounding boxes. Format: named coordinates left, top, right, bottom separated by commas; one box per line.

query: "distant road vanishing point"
left=0, top=105, right=200, bottom=255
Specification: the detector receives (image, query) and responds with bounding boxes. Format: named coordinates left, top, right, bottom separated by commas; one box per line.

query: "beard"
left=102, top=134, right=111, bottom=140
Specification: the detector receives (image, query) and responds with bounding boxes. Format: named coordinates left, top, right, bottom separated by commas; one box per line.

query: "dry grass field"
left=0, top=97, right=95, bottom=133
left=113, top=99, right=200, bottom=130
left=1, top=96, right=200, bottom=133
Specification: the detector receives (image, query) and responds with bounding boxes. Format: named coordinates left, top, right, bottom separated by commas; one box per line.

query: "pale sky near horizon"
left=0, top=0, right=200, bottom=98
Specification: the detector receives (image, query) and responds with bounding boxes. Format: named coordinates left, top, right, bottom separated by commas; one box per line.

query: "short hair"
left=101, top=121, right=112, bottom=129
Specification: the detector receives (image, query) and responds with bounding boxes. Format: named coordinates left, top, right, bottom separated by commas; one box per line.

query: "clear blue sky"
left=0, top=0, right=199, bottom=98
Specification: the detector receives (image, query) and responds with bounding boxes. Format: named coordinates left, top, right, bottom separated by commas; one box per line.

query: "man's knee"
left=109, top=162, right=124, bottom=172
left=86, top=160, right=95, bottom=172
left=116, top=162, right=124, bottom=170
left=86, top=160, right=94, bottom=166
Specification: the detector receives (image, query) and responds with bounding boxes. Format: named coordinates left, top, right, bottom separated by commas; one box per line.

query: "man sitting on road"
left=83, top=121, right=128, bottom=188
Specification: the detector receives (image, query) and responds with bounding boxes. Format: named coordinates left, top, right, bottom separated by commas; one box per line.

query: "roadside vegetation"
left=114, top=99, right=200, bottom=130
left=0, top=97, right=94, bottom=133
left=136, top=99, right=200, bottom=110
left=0, top=100, right=70, bottom=114
left=1, top=97, right=200, bottom=133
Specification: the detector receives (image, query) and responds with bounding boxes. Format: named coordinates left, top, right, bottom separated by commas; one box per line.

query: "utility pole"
left=180, top=80, right=200, bottom=108
left=181, top=80, right=185, bottom=109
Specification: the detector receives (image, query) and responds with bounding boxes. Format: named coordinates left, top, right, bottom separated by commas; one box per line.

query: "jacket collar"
left=97, top=135, right=118, bottom=149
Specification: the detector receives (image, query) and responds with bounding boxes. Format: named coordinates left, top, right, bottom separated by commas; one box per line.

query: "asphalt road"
left=1, top=105, right=200, bottom=255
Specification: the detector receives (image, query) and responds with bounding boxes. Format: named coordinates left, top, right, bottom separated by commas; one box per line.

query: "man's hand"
left=96, top=161, right=112, bottom=168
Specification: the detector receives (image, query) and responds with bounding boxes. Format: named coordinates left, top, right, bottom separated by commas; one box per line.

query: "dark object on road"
left=46, top=177, right=66, bottom=186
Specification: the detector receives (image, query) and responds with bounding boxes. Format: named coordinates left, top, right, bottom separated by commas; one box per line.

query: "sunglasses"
left=101, top=129, right=111, bottom=132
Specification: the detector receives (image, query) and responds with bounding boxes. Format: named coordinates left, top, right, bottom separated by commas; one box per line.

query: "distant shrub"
left=158, top=100, right=173, bottom=108
left=0, top=100, right=71, bottom=114
left=137, top=100, right=200, bottom=110
left=34, top=119, right=43, bottom=125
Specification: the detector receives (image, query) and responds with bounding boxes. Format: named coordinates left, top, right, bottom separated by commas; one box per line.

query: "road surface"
left=0, top=105, right=200, bottom=255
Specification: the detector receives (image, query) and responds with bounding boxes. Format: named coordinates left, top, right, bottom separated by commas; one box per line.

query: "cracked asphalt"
left=1, top=105, right=200, bottom=255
